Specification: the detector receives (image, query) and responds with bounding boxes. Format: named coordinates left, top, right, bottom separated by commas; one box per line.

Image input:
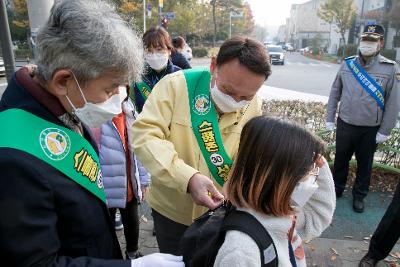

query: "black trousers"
left=110, top=200, right=140, bottom=253
left=152, top=209, right=188, bottom=255
left=368, top=181, right=400, bottom=261
left=333, top=118, right=379, bottom=199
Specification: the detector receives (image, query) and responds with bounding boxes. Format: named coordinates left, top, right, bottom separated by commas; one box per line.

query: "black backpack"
left=179, top=202, right=278, bottom=267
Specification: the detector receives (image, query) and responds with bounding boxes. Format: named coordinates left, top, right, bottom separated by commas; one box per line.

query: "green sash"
left=135, top=81, right=152, bottom=101
left=0, top=109, right=107, bottom=204
left=183, top=68, right=233, bottom=186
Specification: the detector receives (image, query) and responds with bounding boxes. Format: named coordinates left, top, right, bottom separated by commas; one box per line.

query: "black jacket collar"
left=0, top=69, right=98, bottom=153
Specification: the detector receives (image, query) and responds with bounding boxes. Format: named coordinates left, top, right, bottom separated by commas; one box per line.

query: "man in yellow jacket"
left=132, top=37, right=272, bottom=254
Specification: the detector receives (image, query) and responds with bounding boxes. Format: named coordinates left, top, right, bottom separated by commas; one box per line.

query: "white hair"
left=36, top=0, right=143, bottom=83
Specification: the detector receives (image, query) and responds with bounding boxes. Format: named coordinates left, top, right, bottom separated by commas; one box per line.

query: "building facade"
left=284, top=0, right=333, bottom=51
left=282, top=0, right=398, bottom=57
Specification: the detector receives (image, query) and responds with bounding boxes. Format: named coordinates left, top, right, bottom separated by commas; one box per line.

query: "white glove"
left=131, top=253, right=185, bottom=267
left=376, top=132, right=390, bottom=144
left=326, top=122, right=335, bottom=131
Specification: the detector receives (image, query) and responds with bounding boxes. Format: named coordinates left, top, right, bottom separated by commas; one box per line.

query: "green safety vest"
left=184, top=68, right=233, bottom=187
left=0, top=109, right=107, bottom=203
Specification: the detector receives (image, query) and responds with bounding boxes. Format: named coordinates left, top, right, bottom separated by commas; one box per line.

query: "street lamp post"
left=158, top=0, right=163, bottom=27
left=328, top=22, right=332, bottom=53
left=229, top=13, right=232, bottom=38
left=143, top=0, right=146, bottom=32
left=360, top=0, right=365, bottom=28
left=26, top=0, right=53, bottom=60
left=0, top=0, right=15, bottom=82
left=229, top=11, right=243, bottom=39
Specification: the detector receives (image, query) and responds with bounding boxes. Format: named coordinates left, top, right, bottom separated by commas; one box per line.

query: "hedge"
left=192, top=47, right=208, bottom=58
left=14, top=48, right=32, bottom=58
left=337, top=44, right=358, bottom=58
left=381, top=49, right=397, bottom=61
left=262, top=99, right=400, bottom=173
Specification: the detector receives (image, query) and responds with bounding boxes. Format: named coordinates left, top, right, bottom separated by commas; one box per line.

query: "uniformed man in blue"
left=326, top=24, right=400, bottom=213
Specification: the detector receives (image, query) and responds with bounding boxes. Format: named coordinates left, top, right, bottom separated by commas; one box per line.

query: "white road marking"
left=322, top=63, right=332, bottom=67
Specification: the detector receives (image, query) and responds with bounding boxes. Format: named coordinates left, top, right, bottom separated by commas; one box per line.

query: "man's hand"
left=188, top=173, right=224, bottom=210
left=326, top=122, right=335, bottom=131
left=141, top=186, right=148, bottom=202
left=222, top=182, right=229, bottom=200
left=315, top=154, right=325, bottom=168
left=376, top=132, right=390, bottom=144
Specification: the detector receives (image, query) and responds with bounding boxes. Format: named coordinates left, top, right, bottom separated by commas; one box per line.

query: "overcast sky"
left=246, top=0, right=310, bottom=27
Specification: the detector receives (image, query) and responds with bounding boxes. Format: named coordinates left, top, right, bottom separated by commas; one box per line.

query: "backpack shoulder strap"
left=222, top=210, right=278, bottom=267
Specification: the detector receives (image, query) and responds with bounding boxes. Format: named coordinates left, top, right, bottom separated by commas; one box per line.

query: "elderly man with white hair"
left=0, top=1, right=183, bottom=267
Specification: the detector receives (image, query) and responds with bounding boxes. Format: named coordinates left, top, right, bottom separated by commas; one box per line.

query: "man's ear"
left=210, top=57, right=217, bottom=74
left=47, top=70, right=74, bottom=97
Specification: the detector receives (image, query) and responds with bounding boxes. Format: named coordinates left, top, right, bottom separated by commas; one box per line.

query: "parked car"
left=285, top=43, right=294, bottom=51
left=267, top=45, right=285, bottom=65
left=299, top=47, right=310, bottom=55
left=0, top=58, right=5, bottom=77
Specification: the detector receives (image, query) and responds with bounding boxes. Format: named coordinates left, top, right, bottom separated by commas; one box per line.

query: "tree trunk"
left=341, top=31, right=346, bottom=45
left=212, top=1, right=217, bottom=47
left=340, top=31, right=347, bottom=59
left=383, top=21, right=389, bottom=49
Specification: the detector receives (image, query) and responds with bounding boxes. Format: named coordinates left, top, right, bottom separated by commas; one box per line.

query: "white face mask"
left=66, top=74, right=126, bottom=128
left=290, top=175, right=319, bottom=208
left=145, top=52, right=169, bottom=71
left=210, top=83, right=250, bottom=113
left=359, top=41, right=379, bottom=57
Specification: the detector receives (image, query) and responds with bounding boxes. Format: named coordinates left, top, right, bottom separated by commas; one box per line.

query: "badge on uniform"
left=367, top=25, right=376, bottom=33
left=396, top=73, right=400, bottom=81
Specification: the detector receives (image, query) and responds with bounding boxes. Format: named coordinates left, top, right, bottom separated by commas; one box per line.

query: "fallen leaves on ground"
left=344, top=167, right=398, bottom=192
left=140, top=215, right=148, bottom=223
left=331, top=248, right=339, bottom=255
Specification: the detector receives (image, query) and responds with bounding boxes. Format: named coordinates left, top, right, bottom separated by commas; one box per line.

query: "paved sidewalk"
left=304, top=238, right=399, bottom=267
left=116, top=202, right=159, bottom=256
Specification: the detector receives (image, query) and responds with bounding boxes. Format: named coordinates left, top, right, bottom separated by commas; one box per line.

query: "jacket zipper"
left=112, top=123, right=141, bottom=199
left=110, top=123, right=128, bottom=199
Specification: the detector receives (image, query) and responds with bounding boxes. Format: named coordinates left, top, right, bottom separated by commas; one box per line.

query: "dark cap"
left=361, top=24, right=385, bottom=40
